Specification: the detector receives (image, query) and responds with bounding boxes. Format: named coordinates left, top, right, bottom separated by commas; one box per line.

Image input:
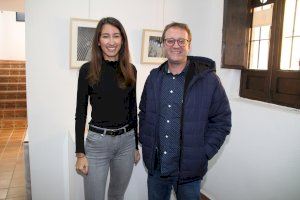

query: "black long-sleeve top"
left=75, top=60, right=138, bottom=154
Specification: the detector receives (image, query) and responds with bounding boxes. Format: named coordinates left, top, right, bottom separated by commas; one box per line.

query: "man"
left=139, top=22, right=231, bottom=200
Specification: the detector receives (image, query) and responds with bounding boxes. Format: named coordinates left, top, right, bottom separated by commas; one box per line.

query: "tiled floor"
left=0, top=128, right=27, bottom=200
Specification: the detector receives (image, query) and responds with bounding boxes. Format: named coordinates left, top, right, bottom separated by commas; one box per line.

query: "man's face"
left=163, top=27, right=190, bottom=65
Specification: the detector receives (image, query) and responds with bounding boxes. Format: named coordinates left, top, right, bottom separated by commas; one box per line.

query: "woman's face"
left=98, top=24, right=122, bottom=61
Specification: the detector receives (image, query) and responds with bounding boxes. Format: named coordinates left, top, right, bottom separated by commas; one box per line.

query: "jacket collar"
left=158, top=56, right=216, bottom=96
left=158, top=56, right=215, bottom=73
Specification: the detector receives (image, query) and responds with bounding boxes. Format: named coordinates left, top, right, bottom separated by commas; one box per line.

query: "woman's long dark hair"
left=87, top=17, right=135, bottom=88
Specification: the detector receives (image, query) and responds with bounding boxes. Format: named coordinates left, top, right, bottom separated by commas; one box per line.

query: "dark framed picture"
left=141, top=29, right=167, bottom=64
left=16, top=12, right=25, bottom=22
left=70, top=18, right=98, bottom=68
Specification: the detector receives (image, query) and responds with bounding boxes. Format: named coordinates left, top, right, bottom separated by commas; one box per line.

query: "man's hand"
left=134, top=150, right=140, bottom=165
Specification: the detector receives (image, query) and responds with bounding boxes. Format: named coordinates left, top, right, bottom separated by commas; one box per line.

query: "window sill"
left=229, top=97, right=300, bottom=114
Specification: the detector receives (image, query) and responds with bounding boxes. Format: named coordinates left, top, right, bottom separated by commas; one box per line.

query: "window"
left=222, top=0, right=300, bottom=109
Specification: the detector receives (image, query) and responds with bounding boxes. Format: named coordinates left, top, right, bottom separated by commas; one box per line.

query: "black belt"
left=89, top=124, right=133, bottom=136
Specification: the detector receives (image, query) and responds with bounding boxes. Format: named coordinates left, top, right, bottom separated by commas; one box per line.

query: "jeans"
left=84, top=129, right=135, bottom=200
left=147, top=155, right=200, bottom=200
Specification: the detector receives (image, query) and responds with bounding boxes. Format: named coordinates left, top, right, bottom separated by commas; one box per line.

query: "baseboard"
left=201, top=189, right=215, bottom=200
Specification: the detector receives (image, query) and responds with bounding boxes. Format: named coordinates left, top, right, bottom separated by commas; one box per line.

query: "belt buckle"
left=110, top=129, right=118, bottom=137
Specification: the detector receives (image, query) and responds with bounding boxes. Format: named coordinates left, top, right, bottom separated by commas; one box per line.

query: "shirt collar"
left=163, top=59, right=190, bottom=75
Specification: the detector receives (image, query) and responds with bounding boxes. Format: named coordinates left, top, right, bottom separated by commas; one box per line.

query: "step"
left=0, top=82, right=26, bottom=91
left=0, top=68, right=25, bottom=75
left=0, top=117, right=27, bottom=129
left=0, top=75, right=26, bottom=83
left=0, top=60, right=25, bottom=69
left=0, top=99, right=27, bottom=109
left=0, top=108, right=27, bottom=118
left=0, top=90, right=26, bottom=99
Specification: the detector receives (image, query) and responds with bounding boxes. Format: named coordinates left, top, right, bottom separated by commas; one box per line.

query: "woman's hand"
left=76, top=154, right=88, bottom=175
left=134, top=150, right=140, bottom=165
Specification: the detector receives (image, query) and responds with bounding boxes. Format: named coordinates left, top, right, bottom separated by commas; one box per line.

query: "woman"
left=75, top=17, right=140, bottom=200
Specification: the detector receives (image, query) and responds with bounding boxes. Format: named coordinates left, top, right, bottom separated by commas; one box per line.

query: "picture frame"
left=70, top=18, right=98, bottom=68
left=141, top=29, right=167, bottom=64
left=16, top=12, right=25, bottom=22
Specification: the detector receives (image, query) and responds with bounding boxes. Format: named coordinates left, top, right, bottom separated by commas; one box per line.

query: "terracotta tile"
left=13, top=128, right=25, bottom=131
left=13, top=129, right=26, bottom=133
left=0, top=159, right=17, bottom=166
left=0, top=70, right=8, bottom=75
left=15, top=102, right=27, bottom=108
left=18, top=85, right=26, bottom=91
left=0, top=137, right=8, bottom=141
left=9, top=70, right=18, bottom=76
left=0, top=161, right=16, bottom=173
left=7, top=139, right=22, bottom=144
left=0, top=167, right=15, bottom=174
left=0, top=135, right=10, bottom=139
left=0, top=171, right=13, bottom=178
left=19, top=71, right=25, bottom=76
left=15, top=157, right=24, bottom=163
left=16, top=93, right=26, bottom=99
left=0, top=175, right=13, bottom=188
left=1, top=153, right=18, bottom=160
left=0, top=127, right=26, bottom=196
left=9, top=137, right=23, bottom=141
left=6, top=85, right=16, bottom=90
left=0, top=94, right=8, bottom=99
left=0, top=132, right=12, bottom=138
left=2, top=123, right=15, bottom=129
left=19, top=77, right=26, bottom=83
left=0, top=85, right=7, bottom=90
left=11, top=133, right=24, bottom=137
left=12, top=168, right=24, bottom=177
left=3, top=149, right=19, bottom=153
left=5, top=197, right=26, bottom=200
left=0, top=129, right=13, bottom=133
left=0, top=188, right=8, bottom=199
left=1, top=156, right=19, bottom=161
left=13, top=110, right=26, bottom=118
left=0, top=142, right=7, bottom=147
left=10, top=177, right=25, bottom=188
left=2, top=156, right=19, bottom=161
left=13, top=164, right=24, bottom=171
left=4, top=146, right=20, bottom=151
left=0, top=129, right=13, bottom=134
left=11, top=134, right=24, bottom=137
left=0, top=179, right=11, bottom=189
left=6, top=187, right=26, bottom=198
left=2, top=150, right=19, bottom=155
left=17, top=152, right=24, bottom=158
left=3, top=110, right=14, bottom=118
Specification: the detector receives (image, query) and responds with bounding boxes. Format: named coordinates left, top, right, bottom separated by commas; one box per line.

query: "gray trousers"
left=84, top=129, right=135, bottom=200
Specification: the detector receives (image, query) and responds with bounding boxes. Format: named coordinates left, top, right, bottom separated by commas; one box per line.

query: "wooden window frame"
left=222, top=0, right=300, bottom=109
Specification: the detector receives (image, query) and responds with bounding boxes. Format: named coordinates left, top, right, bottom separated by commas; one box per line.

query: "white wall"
left=203, top=98, right=300, bottom=200
left=25, top=0, right=300, bottom=200
left=25, top=0, right=164, bottom=199
left=0, top=11, right=25, bottom=60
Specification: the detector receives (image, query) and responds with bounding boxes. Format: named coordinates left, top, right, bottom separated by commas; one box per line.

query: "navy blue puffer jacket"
left=139, top=56, right=231, bottom=182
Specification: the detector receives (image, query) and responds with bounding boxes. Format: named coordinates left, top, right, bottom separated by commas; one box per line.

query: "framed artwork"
left=16, top=12, right=25, bottom=22
left=141, top=29, right=167, bottom=64
left=70, top=18, right=98, bottom=68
